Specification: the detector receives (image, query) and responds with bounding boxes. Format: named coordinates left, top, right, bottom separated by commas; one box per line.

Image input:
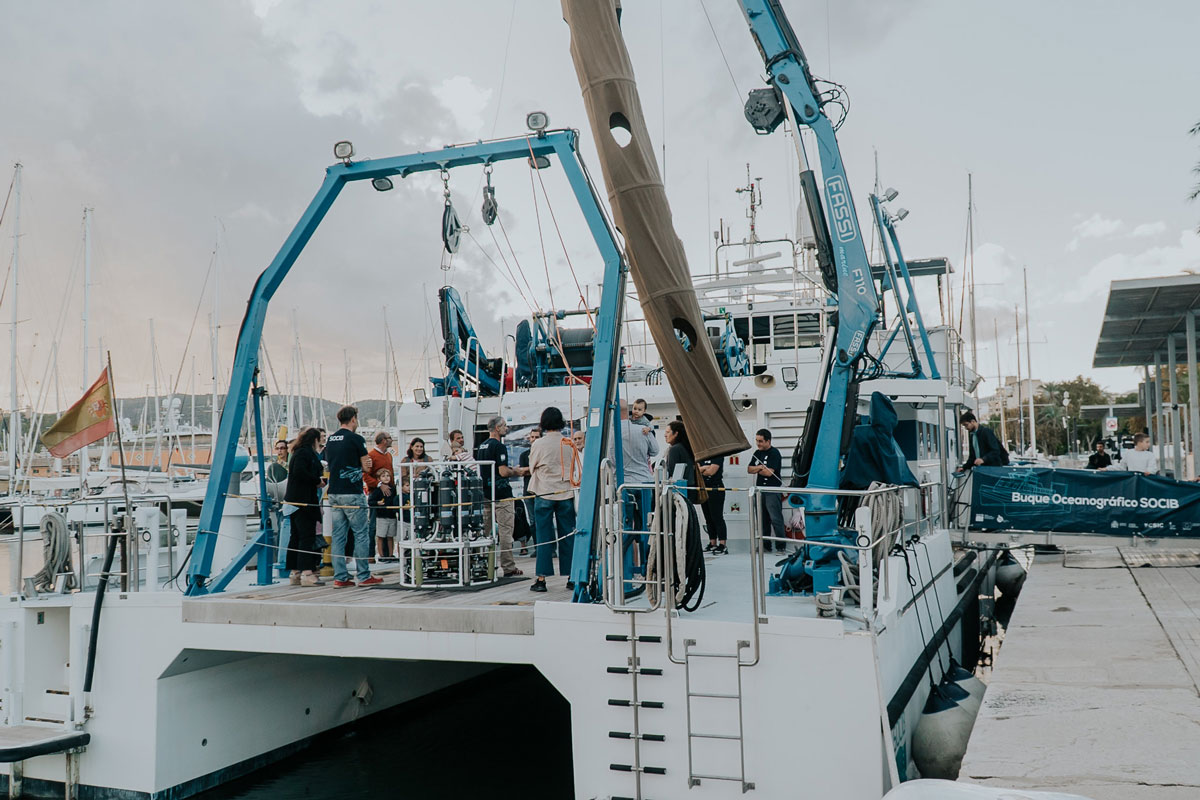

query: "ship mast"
left=8, top=164, right=22, bottom=495
left=81, top=206, right=92, bottom=488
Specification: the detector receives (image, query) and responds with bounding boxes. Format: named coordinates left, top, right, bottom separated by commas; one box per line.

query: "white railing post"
left=854, top=505, right=874, bottom=619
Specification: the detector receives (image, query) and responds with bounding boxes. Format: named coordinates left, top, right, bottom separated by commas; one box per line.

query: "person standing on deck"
left=368, top=469, right=400, bottom=559
left=266, top=439, right=290, bottom=571
left=363, top=431, right=395, bottom=561
left=748, top=429, right=786, bottom=553
left=609, top=397, right=659, bottom=532
left=448, top=429, right=473, bottom=463
left=517, top=428, right=540, bottom=556
left=325, top=405, right=382, bottom=588
left=398, top=437, right=433, bottom=526
left=699, top=454, right=727, bottom=554
left=477, top=416, right=523, bottom=578
left=958, top=411, right=1009, bottom=471
left=284, top=428, right=325, bottom=586
left=528, top=407, right=576, bottom=593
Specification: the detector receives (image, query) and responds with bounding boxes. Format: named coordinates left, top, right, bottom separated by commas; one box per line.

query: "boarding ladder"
left=601, top=466, right=669, bottom=800
left=600, top=467, right=760, bottom=797
left=681, top=638, right=754, bottom=792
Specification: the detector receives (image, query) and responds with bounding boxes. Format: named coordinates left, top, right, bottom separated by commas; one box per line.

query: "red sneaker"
left=359, top=576, right=383, bottom=586
left=332, top=580, right=356, bottom=588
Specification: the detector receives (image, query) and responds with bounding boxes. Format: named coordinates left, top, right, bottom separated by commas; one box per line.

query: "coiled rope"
left=33, top=511, right=73, bottom=591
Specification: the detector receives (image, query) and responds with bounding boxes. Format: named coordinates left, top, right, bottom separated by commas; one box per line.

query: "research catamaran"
left=0, top=4, right=1020, bottom=799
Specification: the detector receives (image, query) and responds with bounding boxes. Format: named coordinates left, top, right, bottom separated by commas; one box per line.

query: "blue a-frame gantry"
left=186, top=130, right=627, bottom=596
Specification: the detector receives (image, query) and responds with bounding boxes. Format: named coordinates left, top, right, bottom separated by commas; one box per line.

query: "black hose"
left=678, top=503, right=706, bottom=612
left=83, top=532, right=120, bottom=693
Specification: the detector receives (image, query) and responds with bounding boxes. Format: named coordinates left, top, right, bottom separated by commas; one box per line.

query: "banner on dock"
left=969, top=466, right=1200, bottom=536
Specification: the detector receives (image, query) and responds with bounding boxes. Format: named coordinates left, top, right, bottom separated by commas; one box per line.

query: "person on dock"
left=476, top=416, right=522, bottom=578
left=528, top=407, right=576, bottom=593
left=284, top=427, right=325, bottom=586
left=325, top=405, right=382, bottom=588
left=364, top=432, right=394, bottom=561
left=1114, top=432, right=1159, bottom=475
left=368, top=468, right=400, bottom=560
left=571, top=429, right=586, bottom=455
left=748, top=428, right=786, bottom=553
left=1087, top=440, right=1113, bottom=470
left=958, top=411, right=1009, bottom=471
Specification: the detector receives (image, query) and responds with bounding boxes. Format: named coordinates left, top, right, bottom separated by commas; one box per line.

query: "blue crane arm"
left=737, top=0, right=881, bottom=508
left=435, top=285, right=502, bottom=396
left=739, top=0, right=880, bottom=360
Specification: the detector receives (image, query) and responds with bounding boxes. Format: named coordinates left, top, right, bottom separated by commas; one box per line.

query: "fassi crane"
left=737, top=0, right=883, bottom=530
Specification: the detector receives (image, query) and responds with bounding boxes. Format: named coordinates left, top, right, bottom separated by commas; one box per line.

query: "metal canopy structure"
left=1092, top=274, right=1200, bottom=479
left=1092, top=274, right=1200, bottom=368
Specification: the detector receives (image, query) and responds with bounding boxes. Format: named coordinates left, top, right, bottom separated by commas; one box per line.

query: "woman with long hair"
left=398, top=437, right=433, bottom=524
left=527, top=406, right=577, bottom=592
left=284, top=427, right=326, bottom=586
left=664, top=420, right=699, bottom=505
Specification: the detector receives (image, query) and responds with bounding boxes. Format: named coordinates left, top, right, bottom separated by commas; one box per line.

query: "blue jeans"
left=329, top=493, right=371, bottom=582
left=274, top=509, right=291, bottom=575
left=533, top=497, right=576, bottom=578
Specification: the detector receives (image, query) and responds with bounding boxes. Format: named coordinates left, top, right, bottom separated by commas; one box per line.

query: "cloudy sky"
left=1, top=0, right=1198, bottom=416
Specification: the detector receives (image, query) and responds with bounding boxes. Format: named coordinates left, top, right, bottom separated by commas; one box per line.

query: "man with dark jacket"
left=1086, top=441, right=1113, bottom=470
left=959, top=411, right=1009, bottom=471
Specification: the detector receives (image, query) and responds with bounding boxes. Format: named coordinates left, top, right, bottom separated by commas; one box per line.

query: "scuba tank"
left=437, top=469, right=458, bottom=539
left=412, top=471, right=435, bottom=538
left=463, top=471, right=485, bottom=537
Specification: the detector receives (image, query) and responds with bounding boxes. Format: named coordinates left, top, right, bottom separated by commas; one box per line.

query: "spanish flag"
left=41, top=367, right=117, bottom=458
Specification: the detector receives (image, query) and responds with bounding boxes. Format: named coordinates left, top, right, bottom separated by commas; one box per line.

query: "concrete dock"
left=960, top=546, right=1200, bottom=799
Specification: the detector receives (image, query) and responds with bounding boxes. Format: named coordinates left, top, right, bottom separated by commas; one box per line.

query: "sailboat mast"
left=383, top=306, right=390, bottom=431
left=190, top=355, right=196, bottom=462
left=967, top=174, right=978, bottom=377
left=150, top=319, right=163, bottom=471
left=209, top=229, right=220, bottom=453
left=1024, top=267, right=1036, bottom=455
left=81, top=206, right=92, bottom=486
left=994, top=318, right=1007, bottom=447
left=8, top=163, right=22, bottom=495
left=1014, top=305, right=1025, bottom=452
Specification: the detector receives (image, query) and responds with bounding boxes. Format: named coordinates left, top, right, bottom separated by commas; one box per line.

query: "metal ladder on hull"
left=683, top=639, right=754, bottom=792
left=606, top=613, right=667, bottom=800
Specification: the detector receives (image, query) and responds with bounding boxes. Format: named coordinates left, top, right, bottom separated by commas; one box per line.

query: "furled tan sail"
left=562, top=0, right=748, bottom=460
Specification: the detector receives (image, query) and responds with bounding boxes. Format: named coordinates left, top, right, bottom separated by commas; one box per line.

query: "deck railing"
left=4, top=494, right=181, bottom=595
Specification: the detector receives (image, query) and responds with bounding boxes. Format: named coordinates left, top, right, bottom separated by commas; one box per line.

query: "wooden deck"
left=182, top=566, right=574, bottom=635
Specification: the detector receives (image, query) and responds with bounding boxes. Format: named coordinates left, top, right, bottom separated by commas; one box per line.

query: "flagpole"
left=107, top=352, right=135, bottom=591
left=83, top=352, right=131, bottom=698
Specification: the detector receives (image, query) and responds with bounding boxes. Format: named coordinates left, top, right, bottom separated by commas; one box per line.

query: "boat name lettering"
left=1009, top=491, right=1179, bottom=510
left=826, top=175, right=857, bottom=243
